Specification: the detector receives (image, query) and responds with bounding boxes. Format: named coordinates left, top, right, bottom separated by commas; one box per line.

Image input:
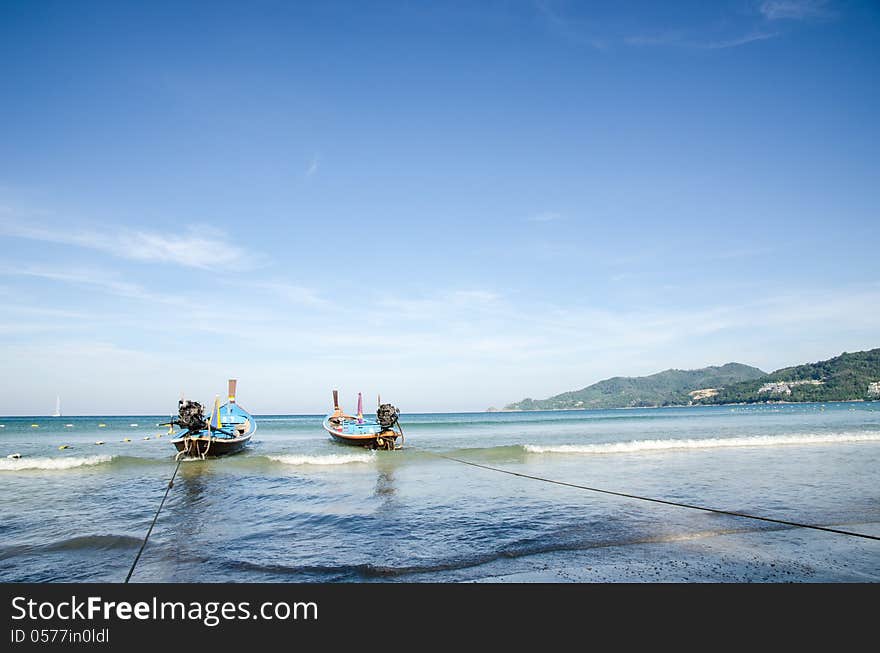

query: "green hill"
left=695, top=349, right=880, bottom=405
left=505, top=363, right=766, bottom=410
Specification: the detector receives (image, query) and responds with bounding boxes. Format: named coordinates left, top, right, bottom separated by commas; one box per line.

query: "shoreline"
left=468, top=521, right=880, bottom=583
left=495, top=398, right=877, bottom=413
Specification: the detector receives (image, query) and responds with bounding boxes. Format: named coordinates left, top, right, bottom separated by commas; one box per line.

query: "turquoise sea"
left=1, top=402, right=879, bottom=582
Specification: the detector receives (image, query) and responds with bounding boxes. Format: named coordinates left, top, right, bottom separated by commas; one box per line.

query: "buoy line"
left=423, top=450, right=880, bottom=542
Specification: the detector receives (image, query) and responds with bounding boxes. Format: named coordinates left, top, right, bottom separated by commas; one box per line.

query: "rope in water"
left=423, top=450, right=880, bottom=542
left=124, top=456, right=184, bottom=583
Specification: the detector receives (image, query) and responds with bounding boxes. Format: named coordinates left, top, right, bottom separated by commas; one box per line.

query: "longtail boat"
left=322, top=390, right=403, bottom=450
left=168, top=379, right=255, bottom=459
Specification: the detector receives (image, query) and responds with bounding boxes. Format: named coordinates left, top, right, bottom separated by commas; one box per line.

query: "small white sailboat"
left=52, top=396, right=62, bottom=418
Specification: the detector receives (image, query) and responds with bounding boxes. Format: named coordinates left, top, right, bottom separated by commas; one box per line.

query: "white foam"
left=0, top=455, right=114, bottom=471
left=524, top=432, right=880, bottom=455
left=268, top=453, right=375, bottom=466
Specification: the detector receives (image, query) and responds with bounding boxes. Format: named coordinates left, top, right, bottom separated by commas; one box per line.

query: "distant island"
left=503, top=348, right=880, bottom=411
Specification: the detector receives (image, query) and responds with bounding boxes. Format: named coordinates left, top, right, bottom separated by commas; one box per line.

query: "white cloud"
left=623, top=0, right=834, bottom=51
left=1, top=257, right=877, bottom=413
left=624, top=31, right=686, bottom=47
left=759, top=0, right=831, bottom=21
left=527, top=212, right=563, bottom=223
left=626, top=31, right=779, bottom=49
left=0, top=264, right=187, bottom=306
left=534, top=0, right=608, bottom=50
left=376, top=289, right=501, bottom=320
left=252, top=280, right=328, bottom=307
left=699, top=32, right=780, bottom=49
left=305, top=155, right=319, bottom=179
left=450, top=290, right=500, bottom=303
left=0, top=218, right=248, bottom=269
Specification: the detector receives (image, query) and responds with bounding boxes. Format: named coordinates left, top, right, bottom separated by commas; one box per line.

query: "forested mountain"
left=695, top=349, right=880, bottom=405
left=505, top=349, right=880, bottom=410
left=506, top=363, right=766, bottom=410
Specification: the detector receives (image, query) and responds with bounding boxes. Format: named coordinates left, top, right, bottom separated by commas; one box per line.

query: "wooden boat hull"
left=322, top=416, right=400, bottom=449
left=171, top=434, right=251, bottom=458
left=328, top=431, right=385, bottom=447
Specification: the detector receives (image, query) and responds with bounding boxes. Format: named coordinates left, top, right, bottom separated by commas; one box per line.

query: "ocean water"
left=1, top=403, right=879, bottom=582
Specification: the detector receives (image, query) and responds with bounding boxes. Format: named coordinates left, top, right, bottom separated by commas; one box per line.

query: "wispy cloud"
left=305, top=155, right=319, bottom=179
left=759, top=0, right=831, bottom=21
left=711, top=245, right=775, bottom=260
left=624, top=31, right=685, bottom=47
left=526, top=211, right=563, bottom=223
left=626, top=30, right=779, bottom=50
left=251, top=280, right=328, bottom=307
left=4, top=304, right=95, bottom=320
left=450, top=290, right=500, bottom=303
left=534, top=0, right=608, bottom=49
left=699, top=31, right=780, bottom=49
left=0, top=264, right=188, bottom=306
left=622, top=0, right=834, bottom=50
left=2, top=276, right=877, bottom=412
left=0, top=217, right=248, bottom=270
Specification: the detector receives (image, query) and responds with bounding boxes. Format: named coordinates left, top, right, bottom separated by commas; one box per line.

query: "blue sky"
left=1, top=0, right=878, bottom=414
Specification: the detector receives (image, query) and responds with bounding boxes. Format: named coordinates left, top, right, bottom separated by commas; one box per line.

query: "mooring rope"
left=124, top=456, right=184, bottom=583
left=425, top=451, right=880, bottom=542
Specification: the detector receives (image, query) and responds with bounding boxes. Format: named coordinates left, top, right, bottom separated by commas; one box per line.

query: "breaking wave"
left=0, top=455, right=114, bottom=471
left=524, top=432, right=880, bottom=455
left=267, top=453, right=375, bottom=466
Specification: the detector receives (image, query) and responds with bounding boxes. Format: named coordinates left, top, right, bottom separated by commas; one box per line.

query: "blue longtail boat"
left=169, top=379, right=256, bottom=459
left=322, top=390, right=403, bottom=450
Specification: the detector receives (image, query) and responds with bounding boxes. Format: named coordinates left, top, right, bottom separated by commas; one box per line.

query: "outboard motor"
left=177, top=400, right=208, bottom=433
left=377, top=403, right=400, bottom=431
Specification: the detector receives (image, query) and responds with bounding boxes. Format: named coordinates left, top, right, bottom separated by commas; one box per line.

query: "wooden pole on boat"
left=357, top=392, right=364, bottom=423
left=226, top=379, right=237, bottom=420
left=332, top=390, right=342, bottom=418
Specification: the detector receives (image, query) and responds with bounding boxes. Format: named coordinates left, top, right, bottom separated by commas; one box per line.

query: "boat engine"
left=377, top=403, right=400, bottom=430
left=177, top=400, right=208, bottom=433
left=375, top=403, right=402, bottom=450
